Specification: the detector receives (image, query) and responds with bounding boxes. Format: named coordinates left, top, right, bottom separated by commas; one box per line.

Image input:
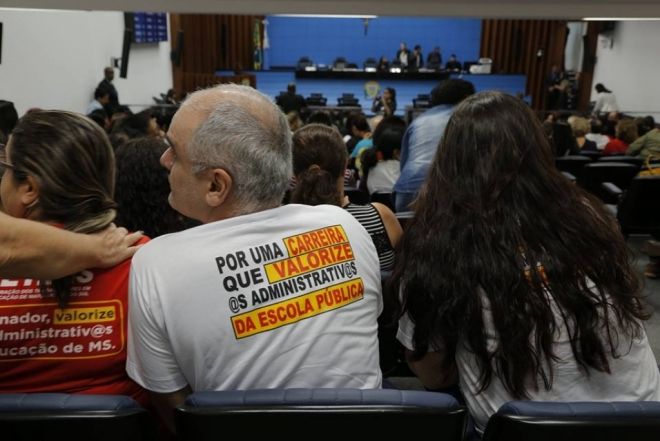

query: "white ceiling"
left=1, top=0, right=660, bottom=19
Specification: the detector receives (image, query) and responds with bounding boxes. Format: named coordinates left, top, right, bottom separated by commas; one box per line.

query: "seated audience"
left=87, top=87, right=110, bottom=115
left=349, top=113, right=373, bottom=174
left=394, top=79, right=475, bottom=212
left=291, top=124, right=402, bottom=273
left=0, top=100, right=19, bottom=143
left=276, top=83, right=306, bottom=115
left=87, top=108, right=111, bottom=132
left=126, top=85, right=383, bottom=432
left=627, top=121, right=660, bottom=159
left=636, top=116, right=656, bottom=137
left=362, top=118, right=405, bottom=195
left=306, top=110, right=334, bottom=127
left=568, top=116, right=597, bottom=151
left=547, top=120, right=579, bottom=156
left=585, top=117, right=611, bottom=150
left=109, top=109, right=163, bottom=150
left=604, top=119, right=639, bottom=155
left=0, top=110, right=148, bottom=405
left=114, top=137, right=188, bottom=238
left=286, top=111, right=303, bottom=132
left=392, top=91, right=660, bottom=434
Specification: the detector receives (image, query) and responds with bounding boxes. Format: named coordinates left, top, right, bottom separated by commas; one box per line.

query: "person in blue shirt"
left=394, top=79, right=475, bottom=212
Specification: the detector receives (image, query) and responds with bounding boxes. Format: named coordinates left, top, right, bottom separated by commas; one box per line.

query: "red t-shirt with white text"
left=0, top=238, right=149, bottom=406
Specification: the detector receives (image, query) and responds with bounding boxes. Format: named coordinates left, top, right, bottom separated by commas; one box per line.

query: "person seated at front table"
left=445, top=54, right=462, bottom=71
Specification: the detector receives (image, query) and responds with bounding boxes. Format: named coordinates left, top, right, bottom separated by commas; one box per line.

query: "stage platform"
left=216, top=69, right=527, bottom=117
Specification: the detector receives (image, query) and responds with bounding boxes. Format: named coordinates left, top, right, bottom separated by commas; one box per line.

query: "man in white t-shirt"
left=126, top=84, right=383, bottom=431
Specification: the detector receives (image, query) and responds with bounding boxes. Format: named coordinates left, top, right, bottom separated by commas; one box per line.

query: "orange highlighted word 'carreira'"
left=231, top=278, right=364, bottom=339
left=283, top=225, right=347, bottom=257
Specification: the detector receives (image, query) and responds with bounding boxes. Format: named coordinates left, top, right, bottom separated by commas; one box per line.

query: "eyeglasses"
left=0, top=144, right=17, bottom=177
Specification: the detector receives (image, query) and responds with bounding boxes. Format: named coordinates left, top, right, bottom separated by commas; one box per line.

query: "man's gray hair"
left=185, top=83, right=292, bottom=215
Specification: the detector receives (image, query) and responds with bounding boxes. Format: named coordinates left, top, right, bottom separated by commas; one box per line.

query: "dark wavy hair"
left=10, top=110, right=117, bottom=306
left=114, top=137, right=187, bottom=238
left=290, top=124, right=346, bottom=206
left=392, top=91, right=647, bottom=399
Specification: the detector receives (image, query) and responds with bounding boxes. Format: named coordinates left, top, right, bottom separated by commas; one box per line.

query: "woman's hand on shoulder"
left=93, top=224, right=145, bottom=268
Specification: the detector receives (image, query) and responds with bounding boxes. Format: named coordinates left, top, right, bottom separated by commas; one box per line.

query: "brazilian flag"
left=253, top=19, right=262, bottom=70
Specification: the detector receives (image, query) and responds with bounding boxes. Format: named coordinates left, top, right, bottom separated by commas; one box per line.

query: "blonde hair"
left=616, top=119, right=639, bottom=144
left=568, top=116, right=591, bottom=138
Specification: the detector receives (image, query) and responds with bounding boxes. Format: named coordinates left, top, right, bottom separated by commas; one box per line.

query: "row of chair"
left=2, top=390, right=660, bottom=440
left=556, top=155, right=658, bottom=202
left=556, top=154, right=659, bottom=181
left=295, top=92, right=359, bottom=107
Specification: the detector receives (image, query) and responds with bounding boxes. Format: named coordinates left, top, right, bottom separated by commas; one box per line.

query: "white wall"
left=591, top=21, right=660, bottom=120
left=564, top=21, right=585, bottom=72
left=0, top=9, right=172, bottom=116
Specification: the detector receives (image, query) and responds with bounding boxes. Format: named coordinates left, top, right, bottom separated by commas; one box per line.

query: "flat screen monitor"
left=125, top=12, right=168, bottom=44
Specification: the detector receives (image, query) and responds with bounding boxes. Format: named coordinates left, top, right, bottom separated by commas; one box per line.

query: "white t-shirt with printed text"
left=127, top=204, right=382, bottom=393
left=398, top=288, right=660, bottom=433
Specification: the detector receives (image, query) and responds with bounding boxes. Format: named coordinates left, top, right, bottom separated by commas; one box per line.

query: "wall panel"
left=481, top=19, right=567, bottom=109
left=170, top=14, right=260, bottom=98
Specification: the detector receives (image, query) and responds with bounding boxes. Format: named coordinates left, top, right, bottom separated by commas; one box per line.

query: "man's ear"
left=205, top=168, right=232, bottom=207
left=19, top=176, right=40, bottom=208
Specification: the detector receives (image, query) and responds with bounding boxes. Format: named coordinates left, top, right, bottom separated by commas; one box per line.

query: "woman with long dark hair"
left=393, top=92, right=660, bottom=433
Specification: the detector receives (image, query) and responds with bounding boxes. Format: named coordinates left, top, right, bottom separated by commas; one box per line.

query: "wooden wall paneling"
left=481, top=19, right=567, bottom=110
left=506, top=21, right=513, bottom=72
left=171, top=14, right=263, bottom=99
left=169, top=13, right=182, bottom=95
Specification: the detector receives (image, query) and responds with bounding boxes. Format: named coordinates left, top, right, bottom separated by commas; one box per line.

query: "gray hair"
left=184, top=84, right=292, bottom=215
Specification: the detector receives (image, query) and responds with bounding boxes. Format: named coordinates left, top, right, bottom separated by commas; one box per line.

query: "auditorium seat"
left=603, top=175, right=660, bottom=237
left=344, top=186, right=369, bottom=204
left=364, top=57, right=378, bottom=71
left=482, top=400, right=660, bottom=441
left=395, top=211, right=414, bottom=229
left=305, top=93, right=327, bottom=106
left=333, top=56, right=347, bottom=70
left=338, top=93, right=360, bottom=107
left=577, top=150, right=603, bottom=161
left=296, top=56, right=313, bottom=70
left=598, top=155, right=644, bottom=167
left=413, top=94, right=431, bottom=109
left=577, top=162, right=640, bottom=203
left=370, top=192, right=395, bottom=211
left=175, top=389, right=468, bottom=440
left=0, top=393, right=156, bottom=441
left=554, top=155, right=592, bottom=181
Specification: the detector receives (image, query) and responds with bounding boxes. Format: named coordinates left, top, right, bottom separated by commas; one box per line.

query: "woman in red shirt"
left=604, top=119, right=639, bottom=155
left=0, top=111, right=148, bottom=405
